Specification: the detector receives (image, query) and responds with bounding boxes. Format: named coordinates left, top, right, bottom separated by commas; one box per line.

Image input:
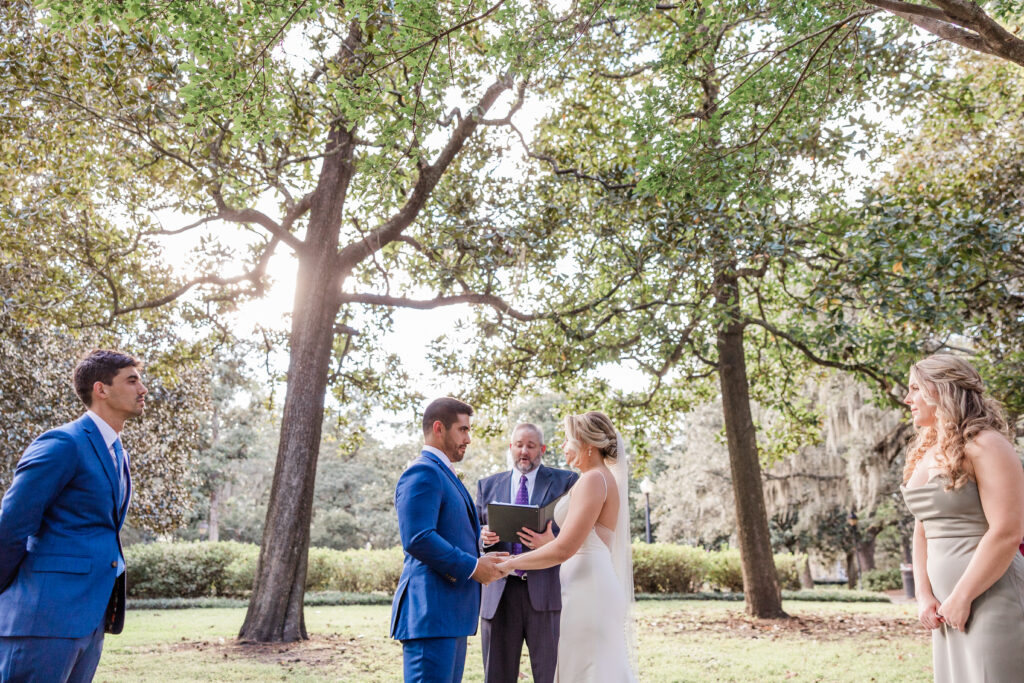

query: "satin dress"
left=902, top=476, right=1024, bottom=683
left=552, top=490, right=636, bottom=682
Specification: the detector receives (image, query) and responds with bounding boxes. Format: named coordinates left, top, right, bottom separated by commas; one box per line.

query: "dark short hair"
left=422, top=397, right=474, bottom=436
left=73, top=349, right=141, bottom=407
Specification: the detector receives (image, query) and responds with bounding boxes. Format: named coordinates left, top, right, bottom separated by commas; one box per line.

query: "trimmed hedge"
left=126, top=541, right=807, bottom=599
left=125, top=542, right=402, bottom=599
left=125, top=540, right=257, bottom=599
left=862, top=567, right=903, bottom=592
left=632, top=545, right=803, bottom=593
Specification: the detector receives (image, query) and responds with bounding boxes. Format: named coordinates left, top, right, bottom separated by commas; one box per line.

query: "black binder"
left=487, top=493, right=565, bottom=543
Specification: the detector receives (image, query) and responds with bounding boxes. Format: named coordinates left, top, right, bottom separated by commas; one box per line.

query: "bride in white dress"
left=497, top=411, right=637, bottom=682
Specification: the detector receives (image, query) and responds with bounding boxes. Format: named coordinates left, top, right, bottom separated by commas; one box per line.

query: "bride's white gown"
left=553, top=488, right=637, bottom=682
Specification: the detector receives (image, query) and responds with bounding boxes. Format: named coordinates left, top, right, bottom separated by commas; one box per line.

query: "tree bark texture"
left=856, top=532, right=878, bottom=572
left=714, top=269, right=787, bottom=619
left=208, top=485, right=220, bottom=543
left=799, top=556, right=814, bottom=589
left=846, top=549, right=859, bottom=589
left=239, top=126, right=356, bottom=642
left=209, top=403, right=221, bottom=543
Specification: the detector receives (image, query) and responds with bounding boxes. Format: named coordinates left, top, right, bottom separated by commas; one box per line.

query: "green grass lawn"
left=96, top=599, right=932, bottom=682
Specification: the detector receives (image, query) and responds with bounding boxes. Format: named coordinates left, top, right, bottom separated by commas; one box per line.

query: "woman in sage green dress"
left=900, top=354, right=1024, bottom=683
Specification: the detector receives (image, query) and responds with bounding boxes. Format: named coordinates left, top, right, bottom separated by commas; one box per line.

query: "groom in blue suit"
left=390, top=397, right=507, bottom=682
left=0, top=349, right=145, bottom=682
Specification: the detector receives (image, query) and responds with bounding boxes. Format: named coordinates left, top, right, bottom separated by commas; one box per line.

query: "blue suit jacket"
left=390, top=450, right=481, bottom=641
left=476, top=466, right=578, bottom=619
left=0, top=414, right=131, bottom=637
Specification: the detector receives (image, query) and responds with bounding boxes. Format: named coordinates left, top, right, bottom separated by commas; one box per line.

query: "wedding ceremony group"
left=1, top=350, right=1023, bottom=682
left=6, top=1, right=1024, bottom=682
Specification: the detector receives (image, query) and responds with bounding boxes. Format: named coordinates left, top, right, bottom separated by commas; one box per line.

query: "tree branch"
left=745, top=316, right=900, bottom=404
left=112, top=237, right=280, bottom=316
left=369, top=0, right=507, bottom=76
left=508, top=120, right=637, bottom=191
left=212, top=189, right=305, bottom=252
left=335, top=73, right=515, bottom=269
left=340, top=291, right=540, bottom=321
left=864, top=0, right=1024, bottom=66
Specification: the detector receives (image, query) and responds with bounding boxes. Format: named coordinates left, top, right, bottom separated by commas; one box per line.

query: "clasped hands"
left=472, top=522, right=555, bottom=585
left=919, top=591, right=971, bottom=633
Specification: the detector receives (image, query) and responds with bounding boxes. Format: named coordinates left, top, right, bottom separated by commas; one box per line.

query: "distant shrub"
left=700, top=549, right=805, bottom=592
left=862, top=567, right=903, bottom=592
left=126, top=541, right=809, bottom=598
left=705, top=549, right=745, bottom=592
left=334, top=547, right=404, bottom=593
left=633, top=543, right=707, bottom=593
left=772, top=553, right=804, bottom=591
left=126, top=542, right=403, bottom=598
left=305, top=547, right=342, bottom=592
left=126, top=541, right=256, bottom=599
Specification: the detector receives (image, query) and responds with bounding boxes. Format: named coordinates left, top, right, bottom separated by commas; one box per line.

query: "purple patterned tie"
left=512, top=474, right=529, bottom=577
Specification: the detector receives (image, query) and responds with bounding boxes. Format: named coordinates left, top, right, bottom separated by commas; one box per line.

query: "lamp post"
left=640, top=477, right=654, bottom=544
left=848, top=510, right=861, bottom=589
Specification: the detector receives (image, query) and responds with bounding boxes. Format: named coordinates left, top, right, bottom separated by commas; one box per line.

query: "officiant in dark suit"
left=475, top=423, right=578, bottom=683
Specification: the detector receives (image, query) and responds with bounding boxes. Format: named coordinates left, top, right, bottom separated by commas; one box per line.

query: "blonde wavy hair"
left=903, top=354, right=1011, bottom=490
left=563, top=411, right=619, bottom=461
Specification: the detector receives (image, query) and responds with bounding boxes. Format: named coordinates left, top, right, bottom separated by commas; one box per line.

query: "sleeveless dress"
left=901, top=476, right=1024, bottom=683
left=552, top=485, right=636, bottom=682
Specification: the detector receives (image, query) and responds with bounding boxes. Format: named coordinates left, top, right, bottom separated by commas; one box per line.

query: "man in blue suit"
left=390, top=397, right=507, bottom=683
left=0, top=349, right=145, bottom=682
left=476, top=423, right=578, bottom=683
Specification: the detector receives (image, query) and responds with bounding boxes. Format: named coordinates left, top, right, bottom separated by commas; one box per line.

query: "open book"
left=487, top=492, right=566, bottom=544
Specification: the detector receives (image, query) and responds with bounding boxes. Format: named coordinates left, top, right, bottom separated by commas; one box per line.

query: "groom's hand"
left=471, top=552, right=509, bottom=585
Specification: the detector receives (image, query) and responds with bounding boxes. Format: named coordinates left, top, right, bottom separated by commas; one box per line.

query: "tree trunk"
left=856, top=532, right=877, bottom=572
left=208, top=484, right=220, bottom=543
left=714, top=268, right=787, bottom=619
left=239, top=126, right=355, bottom=642
left=900, top=531, right=913, bottom=565
left=799, top=555, right=814, bottom=589
left=209, top=403, right=221, bottom=543
left=845, top=549, right=859, bottom=589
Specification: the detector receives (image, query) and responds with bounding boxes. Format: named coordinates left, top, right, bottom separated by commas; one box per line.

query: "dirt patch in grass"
left=639, top=609, right=928, bottom=641
left=154, top=611, right=925, bottom=671
left=165, top=633, right=376, bottom=669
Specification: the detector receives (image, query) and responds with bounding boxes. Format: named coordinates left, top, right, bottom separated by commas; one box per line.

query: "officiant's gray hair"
left=563, top=411, right=618, bottom=460
left=512, top=422, right=544, bottom=444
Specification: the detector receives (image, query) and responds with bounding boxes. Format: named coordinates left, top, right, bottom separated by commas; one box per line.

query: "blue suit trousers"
left=402, top=636, right=467, bottom=683
left=0, top=620, right=105, bottom=682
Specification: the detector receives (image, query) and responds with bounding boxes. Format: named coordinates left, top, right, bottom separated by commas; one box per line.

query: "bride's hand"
left=495, top=558, right=515, bottom=575
left=517, top=521, right=554, bottom=550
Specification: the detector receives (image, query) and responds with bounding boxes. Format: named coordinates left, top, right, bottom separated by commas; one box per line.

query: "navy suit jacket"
left=390, top=450, right=482, bottom=641
left=0, top=414, right=131, bottom=637
left=476, top=465, right=578, bottom=619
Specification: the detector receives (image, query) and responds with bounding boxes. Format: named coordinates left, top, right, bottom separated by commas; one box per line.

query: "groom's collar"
left=422, top=445, right=455, bottom=471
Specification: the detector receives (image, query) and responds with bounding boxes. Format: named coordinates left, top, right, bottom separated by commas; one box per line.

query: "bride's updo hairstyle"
left=903, top=353, right=1011, bottom=491
left=563, top=411, right=619, bottom=461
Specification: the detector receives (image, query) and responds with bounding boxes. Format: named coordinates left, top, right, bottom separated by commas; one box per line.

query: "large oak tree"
left=9, top=0, right=626, bottom=641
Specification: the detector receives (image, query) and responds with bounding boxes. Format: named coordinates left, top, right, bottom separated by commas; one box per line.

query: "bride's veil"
left=610, top=431, right=638, bottom=675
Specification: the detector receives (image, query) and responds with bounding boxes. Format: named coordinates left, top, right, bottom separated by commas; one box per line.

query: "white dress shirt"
left=422, top=445, right=455, bottom=470
left=86, top=410, right=121, bottom=467
left=509, top=467, right=539, bottom=504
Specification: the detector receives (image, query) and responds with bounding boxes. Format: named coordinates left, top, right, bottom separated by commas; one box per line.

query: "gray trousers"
left=480, top=577, right=559, bottom=683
